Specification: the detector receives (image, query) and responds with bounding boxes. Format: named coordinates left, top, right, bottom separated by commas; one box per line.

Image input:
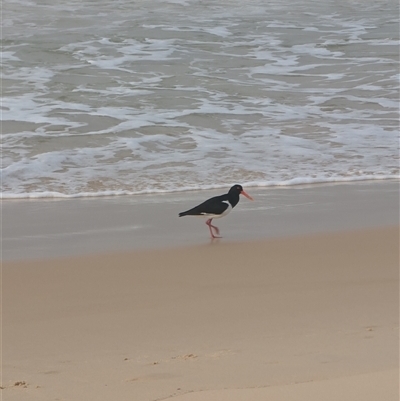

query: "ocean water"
left=2, top=0, right=399, bottom=198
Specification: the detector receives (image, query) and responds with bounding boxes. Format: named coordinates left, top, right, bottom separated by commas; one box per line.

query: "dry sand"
left=2, top=226, right=398, bottom=401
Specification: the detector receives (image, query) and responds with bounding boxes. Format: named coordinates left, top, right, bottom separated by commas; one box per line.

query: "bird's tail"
left=178, top=211, right=188, bottom=217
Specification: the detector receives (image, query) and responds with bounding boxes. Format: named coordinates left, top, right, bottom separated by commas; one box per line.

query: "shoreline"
left=3, top=226, right=399, bottom=401
left=2, top=180, right=399, bottom=261
left=2, top=177, right=398, bottom=200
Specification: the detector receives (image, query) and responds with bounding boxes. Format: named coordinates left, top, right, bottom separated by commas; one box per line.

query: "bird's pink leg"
left=206, top=218, right=221, bottom=239
left=210, top=222, right=220, bottom=235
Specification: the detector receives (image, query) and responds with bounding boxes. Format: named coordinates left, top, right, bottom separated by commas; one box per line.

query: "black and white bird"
left=179, top=184, right=254, bottom=239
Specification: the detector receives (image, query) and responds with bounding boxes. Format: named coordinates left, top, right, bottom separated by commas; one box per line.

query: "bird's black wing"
left=179, top=195, right=229, bottom=216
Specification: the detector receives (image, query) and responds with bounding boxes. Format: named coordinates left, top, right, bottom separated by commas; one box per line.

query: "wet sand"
left=2, top=180, right=398, bottom=261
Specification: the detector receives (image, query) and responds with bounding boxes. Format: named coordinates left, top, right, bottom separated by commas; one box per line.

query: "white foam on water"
left=2, top=0, right=399, bottom=199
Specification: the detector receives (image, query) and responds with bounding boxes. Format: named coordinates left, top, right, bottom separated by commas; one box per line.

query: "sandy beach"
left=3, top=0, right=399, bottom=398
left=2, top=183, right=399, bottom=401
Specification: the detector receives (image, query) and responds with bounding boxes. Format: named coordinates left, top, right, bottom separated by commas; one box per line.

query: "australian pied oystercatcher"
left=179, top=184, right=254, bottom=239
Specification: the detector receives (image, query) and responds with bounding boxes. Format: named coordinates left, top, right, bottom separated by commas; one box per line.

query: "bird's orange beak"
left=240, top=190, right=254, bottom=201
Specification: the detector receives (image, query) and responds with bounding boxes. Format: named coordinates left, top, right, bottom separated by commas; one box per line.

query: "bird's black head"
left=229, top=185, right=254, bottom=200
left=229, top=184, right=244, bottom=194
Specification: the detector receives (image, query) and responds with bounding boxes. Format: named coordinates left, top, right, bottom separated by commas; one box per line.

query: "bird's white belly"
left=200, top=202, right=232, bottom=219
